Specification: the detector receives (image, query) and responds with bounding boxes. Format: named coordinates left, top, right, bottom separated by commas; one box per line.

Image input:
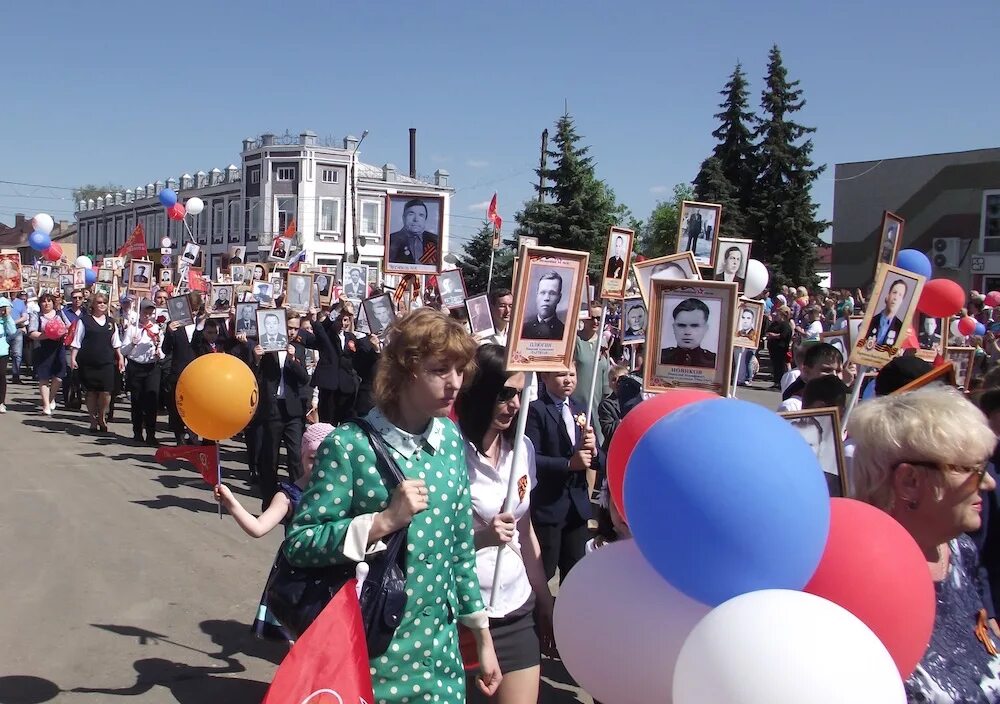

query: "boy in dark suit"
left=526, top=367, right=600, bottom=582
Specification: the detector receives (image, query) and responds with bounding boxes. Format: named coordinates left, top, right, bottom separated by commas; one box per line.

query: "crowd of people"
left=6, top=270, right=1000, bottom=703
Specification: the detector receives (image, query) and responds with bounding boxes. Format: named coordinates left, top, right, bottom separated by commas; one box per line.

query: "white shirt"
left=780, top=368, right=800, bottom=395
left=777, top=396, right=803, bottom=413
left=70, top=315, right=122, bottom=349
left=465, top=435, right=537, bottom=617
left=805, top=320, right=823, bottom=341
left=121, top=322, right=163, bottom=363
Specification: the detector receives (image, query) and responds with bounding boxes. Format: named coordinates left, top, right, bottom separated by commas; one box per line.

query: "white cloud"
left=467, top=200, right=492, bottom=212
left=466, top=159, right=489, bottom=169
left=649, top=185, right=670, bottom=194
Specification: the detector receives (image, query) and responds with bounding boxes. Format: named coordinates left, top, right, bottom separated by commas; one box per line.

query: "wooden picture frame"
left=876, top=210, right=904, bottom=273
left=466, top=293, right=495, bottom=339
left=436, top=269, right=467, bottom=310
left=944, top=346, right=976, bottom=389
left=384, top=193, right=445, bottom=275
left=713, top=237, right=753, bottom=293
left=579, top=275, right=593, bottom=320
left=633, top=251, right=701, bottom=306
left=780, top=407, right=848, bottom=497
left=0, top=253, right=23, bottom=294
left=645, top=279, right=737, bottom=396
left=234, top=302, right=258, bottom=336
left=166, top=294, right=194, bottom=325
left=621, top=298, right=647, bottom=345
left=257, top=307, right=289, bottom=352
left=819, top=329, right=849, bottom=363
left=849, top=263, right=926, bottom=369
left=247, top=262, right=270, bottom=284
left=734, top=298, right=765, bottom=350
left=505, top=244, right=590, bottom=373
left=128, top=260, right=154, bottom=293
left=341, top=263, right=370, bottom=300
left=892, top=362, right=957, bottom=394
left=600, top=226, right=635, bottom=299
left=676, top=200, right=723, bottom=269
left=209, top=284, right=234, bottom=315
left=285, top=272, right=315, bottom=313
left=268, top=236, right=292, bottom=263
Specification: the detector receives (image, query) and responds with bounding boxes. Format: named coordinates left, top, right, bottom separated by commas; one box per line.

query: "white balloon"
left=32, top=213, right=54, bottom=236
left=553, top=540, right=710, bottom=704
left=951, top=318, right=963, bottom=338
left=185, top=197, right=204, bottom=215
left=74, top=256, right=92, bottom=270
left=673, top=590, right=905, bottom=704
left=743, top=259, right=769, bottom=298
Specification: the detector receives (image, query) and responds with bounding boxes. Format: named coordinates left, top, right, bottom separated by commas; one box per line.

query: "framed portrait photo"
left=159, top=269, right=173, bottom=285
left=850, top=263, right=926, bottom=369
left=341, top=263, right=370, bottom=300
left=38, top=264, right=53, bottom=280
left=506, top=245, right=590, bottom=373
left=166, top=294, right=194, bottom=326
left=600, top=226, right=635, bottom=299
left=848, top=315, right=864, bottom=350
left=210, top=283, right=234, bottom=315
left=93, top=282, right=112, bottom=298
left=734, top=298, right=765, bottom=350
left=384, top=193, right=444, bottom=275
left=257, top=307, right=289, bottom=353
left=72, top=268, right=87, bottom=288
left=104, top=257, right=125, bottom=271
left=228, top=245, right=246, bottom=265
left=876, top=211, right=904, bottom=270
left=97, top=268, right=114, bottom=284
left=436, top=269, right=467, bottom=309
left=713, top=238, right=752, bottom=292
left=314, top=271, right=335, bottom=306
left=363, top=293, right=398, bottom=337
left=285, top=272, right=315, bottom=313
left=247, top=262, right=270, bottom=284
left=633, top=251, right=701, bottom=306
left=466, top=293, right=495, bottom=339
left=0, top=253, right=22, bottom=294
left=780, top=407, right=847, bottom=497
left=253, top=281, right=275, bottom=306
left=621, top=299, right=647, bottom=345
left=916, top=313, right=944, bottom=352
left=676, top=200, right=723, bottom=269
left=269, top=236, right=292, bottom=263
left=268, top=273, right=285, bottom=299
left=945, top=346, right=976, bottom=389
left=645, top=279, right=738, bottom=396
left=893, top=361, right=957, bottom=394
left=234, top=302, right=258, bottom=336
left=181, top=242, right=200, bottom=266
left=230, top=265, right=245, bottom=284
left=820, top=329, right=849, bottom=363
left=128, top=260, right=154, bottom=292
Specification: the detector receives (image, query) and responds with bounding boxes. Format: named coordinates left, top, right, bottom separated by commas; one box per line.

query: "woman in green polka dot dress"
left=285, top=308, right=502, bottom=703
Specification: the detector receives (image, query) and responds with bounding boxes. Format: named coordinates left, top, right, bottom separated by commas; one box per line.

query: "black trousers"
left=317, top=387, right=356, bottom=424
left=164, top=375, right=187, bottom=439
left=126, top=361, right=161, bottom=437
left=0, top=355, right=7, bottom=404
left=258, top=404, right=304, bottom=512
left=768, top=344, right=789, bottom=385
left=534, top=507, right=590, bottom=583
left=243, top=418, right=262, bottom=477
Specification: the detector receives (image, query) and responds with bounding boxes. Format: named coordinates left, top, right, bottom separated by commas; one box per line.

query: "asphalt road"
left=0, top=379, right=778, bottom=704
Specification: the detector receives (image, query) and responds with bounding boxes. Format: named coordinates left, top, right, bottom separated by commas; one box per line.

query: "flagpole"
left=486, top=246, right=496, bottom=293
left=217, top=444, right=222, bottom=519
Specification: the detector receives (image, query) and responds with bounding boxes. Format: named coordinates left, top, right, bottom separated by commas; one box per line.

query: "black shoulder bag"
left=264, top=417, right=408, bottom=657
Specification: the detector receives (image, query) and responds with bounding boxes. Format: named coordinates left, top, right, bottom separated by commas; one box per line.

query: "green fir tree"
left=638, top=183, right=695, bottom=257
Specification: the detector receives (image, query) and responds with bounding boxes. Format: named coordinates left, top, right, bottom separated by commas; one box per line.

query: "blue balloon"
left=84, top=269, right=97, bottom=285
left=624, top=398, right=830, bottom=607
left=895, top=249, right=932, bottom=278
left=28, top=230, right=51, bottom=252
left=158, top=187, right=178, bottom=208
left=976, top=322, right=987, bottom=337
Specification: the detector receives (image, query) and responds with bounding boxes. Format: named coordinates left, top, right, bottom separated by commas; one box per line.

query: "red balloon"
left=43, top=243, right=62, bottom=262
left=167, top=202, right=186, bottom=221
left=917, top=278, right=965, bottom=318
left=958, top=316, right=977, bottom=336
left=804, top=499, right=934, bottom=678
left=606, top=389, right=716, bottom=518
left=987, top=291, right=1000, bottom=307
left=43, top=317, right=67, bottom=340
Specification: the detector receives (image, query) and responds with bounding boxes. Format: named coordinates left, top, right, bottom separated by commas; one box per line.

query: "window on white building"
left=316, top=256, right=340, bottom=269
left=246, top=197, right=261, bottom=239
left=275, top=196, right=297, bottom=233
left=319, top=198, right=342, bottom=234
left=276, top=166, right=295, bottom=182
left=321, top=168, right=339, bottom=184
left=983, top=190, right=1000, bottom=253
left=360, top=198, right=384, bottom=239
left=249, top=168, right=260, bottom=184
left=213, top=202, right=224, bottom=239
left=228, top=200, right=241, bottom=241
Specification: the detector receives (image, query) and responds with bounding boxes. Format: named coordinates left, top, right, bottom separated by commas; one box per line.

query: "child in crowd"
left=587, top=483, right=631, bottom=552
left=802, top=374, right=850, bottom=418
left=778, top=342, right=843, bottom=413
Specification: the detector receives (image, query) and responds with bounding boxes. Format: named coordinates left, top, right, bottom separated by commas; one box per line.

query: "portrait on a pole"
left=384, top=194, right=445, bottom=275
left=876, top=211, right=904, bottom=269
left=506, top=245, right=589, bottom=373
left=645, top=279, right=737, bottom=396
left=713, top=238, right=752, bottom=292
left=621, top=299, right=647, bottom=344
left=466, top=294, right=495, bottom=339
left=733, top=298, right=765, bottom=349
left=600, top=226, right=635, bottom=299
left=850, top=263, right=925, bottom=369
left=676, top=200, right=722, bottom=269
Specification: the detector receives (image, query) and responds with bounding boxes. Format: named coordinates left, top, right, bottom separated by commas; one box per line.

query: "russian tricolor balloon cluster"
left=553, top=388, right=934, bottom=703
left=158, top=188, right=204, bottom=221
left=27, top=213, right=64, bottom=262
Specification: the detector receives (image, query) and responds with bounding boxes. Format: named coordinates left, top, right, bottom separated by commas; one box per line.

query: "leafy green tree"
left=751, top=45, right=827, bottom=287
left=638, top=183, right=695, bottom=257
left=456, top=222, right=515, bottom=295
left=73, top=183, right=126, bottom=204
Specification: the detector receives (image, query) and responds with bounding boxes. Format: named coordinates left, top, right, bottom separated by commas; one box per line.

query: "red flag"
left=155, top=444, right=219, bottom=486
left=117, top=224, right=148, bottom=259
left=188, top=268, right=210, bottom=293
left=262, top=581, right=375, bottom=704
left=283, top=218, right=298, bottom=239
left=487, top=194, right=502, bottom=249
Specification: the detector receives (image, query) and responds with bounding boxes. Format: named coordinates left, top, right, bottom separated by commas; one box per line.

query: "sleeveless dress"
left=31, top=311, right=68, bottom=381
left=252, top=481, right=304, bottom=641
left=77, top=314, right=116, bottom=392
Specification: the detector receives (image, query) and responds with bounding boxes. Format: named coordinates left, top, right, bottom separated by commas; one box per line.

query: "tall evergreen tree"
left=693, top=63, right=756, bottom=237
left=751, top=45, right=827, bottom=287
left=638, top=183, right=695, bottom=257
left=457, top=222, right=505, bottom=295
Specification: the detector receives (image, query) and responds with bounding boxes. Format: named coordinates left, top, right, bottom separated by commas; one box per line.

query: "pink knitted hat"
left=301, top=423, right=335, bottom=457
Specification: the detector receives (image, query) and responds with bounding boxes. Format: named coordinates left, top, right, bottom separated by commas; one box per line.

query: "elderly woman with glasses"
left=69, top=293, right=125, bottom=432
left=851, top=386, right=1000, bottom=702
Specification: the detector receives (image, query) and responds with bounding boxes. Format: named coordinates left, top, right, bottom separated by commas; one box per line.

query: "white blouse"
left=465, top=435, right=537, bottom=617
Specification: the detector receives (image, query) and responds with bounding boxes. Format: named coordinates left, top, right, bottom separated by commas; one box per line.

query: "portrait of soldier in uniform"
left=660, top=297, right=717, bottom=369
left=521, top=270, right=566, bottom=341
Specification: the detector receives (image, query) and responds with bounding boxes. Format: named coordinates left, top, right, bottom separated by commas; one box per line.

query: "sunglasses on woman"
left=496, top=386, right=520, bottom=404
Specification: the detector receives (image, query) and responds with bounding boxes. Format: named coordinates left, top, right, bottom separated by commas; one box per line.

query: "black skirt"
left=490, top=595, right=540, bottom=673
left=79, top=363, right=115, bottom=392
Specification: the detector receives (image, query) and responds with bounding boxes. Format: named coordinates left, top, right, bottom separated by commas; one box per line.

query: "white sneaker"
left=42, top=405, right=52, bottom=416
left=0, top=404, right=7, bottom=413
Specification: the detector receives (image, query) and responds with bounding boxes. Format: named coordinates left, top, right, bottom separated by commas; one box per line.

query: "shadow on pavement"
left=133, top=495, right=220, bottom=513
left=0, top=675, right=62, bottom=704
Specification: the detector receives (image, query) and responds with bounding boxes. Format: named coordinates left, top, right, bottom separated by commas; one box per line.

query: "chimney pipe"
left=409, top=128, right=417, bottom=179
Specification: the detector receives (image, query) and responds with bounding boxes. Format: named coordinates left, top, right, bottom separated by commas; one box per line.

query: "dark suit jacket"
left=606, top=256, right=625, bottom=279
left=525, top=386, right=596, bottom=525
left=521, top=316, right=565, bottom=340
left=388, top=230, right=439, bottom=265
left=865, top=311, right=903, bottom=346
left=306, top=318, right=360, bottom=394
left=256, top=344, right=311, bottom=418
left=714, top=272, right=745, bottom=288
left=344, top=280, right=367, bottom=298
left=162, top=325, right=196, bottom=380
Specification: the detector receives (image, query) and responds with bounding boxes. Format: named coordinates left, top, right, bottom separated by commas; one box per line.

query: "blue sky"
left=2, top=0, right=999, bottom=249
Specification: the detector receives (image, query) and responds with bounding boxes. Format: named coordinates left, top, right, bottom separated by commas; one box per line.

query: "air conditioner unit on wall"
left=932, top=238, right=961, bottom=270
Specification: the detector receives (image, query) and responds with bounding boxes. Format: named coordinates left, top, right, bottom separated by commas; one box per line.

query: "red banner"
left=154, top=444, right=219, bottom=486
left=117, top=224, right=148, bottom=259
left=487, top=193, right=502, bottom=249
left=188, top=268, right=210, bottom=293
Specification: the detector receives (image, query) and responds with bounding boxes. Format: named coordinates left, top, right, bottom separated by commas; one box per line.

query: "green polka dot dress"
left=285, top=410, right=485, bottom=704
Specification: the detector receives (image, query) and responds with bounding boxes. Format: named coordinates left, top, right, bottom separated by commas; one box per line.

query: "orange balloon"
left=176, top=354, right=258, bottom=440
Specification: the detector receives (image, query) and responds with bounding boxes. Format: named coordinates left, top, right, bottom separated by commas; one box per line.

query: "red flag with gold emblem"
left=154, top=444, right=219, bottom=486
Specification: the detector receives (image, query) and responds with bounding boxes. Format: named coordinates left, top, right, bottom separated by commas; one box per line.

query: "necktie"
left=410, top=235, right=423, bottom=261
left=561, top=400, right=576, bottom=444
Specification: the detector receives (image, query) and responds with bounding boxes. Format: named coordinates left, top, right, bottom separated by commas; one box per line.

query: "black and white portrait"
left=268, top=274, right=285, bottom=299
left=600, top=226, right=635, bottom=298
left=38, top=265, right=53, bottom=279
left=211, top=284, right=233, bottom=314
left=228, top=245, right=246, bottom=265
left=622, top=299, right=647, bottom=344
left=235, top=302, right=258, bottom=336
left=658, top=296, right=721, bottom=369
left=256, top=308, right=288, bottom=352
left=159, top=269, right=173, bottom=284
left=877, top=211, right=904, bottom=266
left=129, top=261, right=153, bottom=290
left=734, top=299, right=765, bottom=349
left=314, top=273, right=333, bottom=303
left=466, top=294, right=495, bottom=338
left=166, top=294, right=194, bottom=326
left=253, top=281, right=274, bottom=306
left=363, top=293, right=397, bottom=336
left=634, top=252, right=701, bottom=305
left=677, top=201, right=722, bottom=268
left=97, top=268, right=114, bottom=284
left=342, top=264, right=369, bottom=299
left=520, top=267, right=573, bottom=341
left=231, top=265, right=245, bottom=284
left=385, top=194, right=444, bottom=275
left=853, top=264, right=924, bottom=367
left=782, top=409, right=846, bottom=497
left=713, top=238, right=751, bottom=291
left=436, top=269, right=466, bottom=309
left=286, top=272, right=314, bottom=312
left=181, top=242, right=200, bottom=266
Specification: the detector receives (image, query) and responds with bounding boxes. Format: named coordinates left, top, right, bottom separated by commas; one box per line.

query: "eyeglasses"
left=496, top=386, right=521, bottom=404
left=896, top=459, right=990, bottom=482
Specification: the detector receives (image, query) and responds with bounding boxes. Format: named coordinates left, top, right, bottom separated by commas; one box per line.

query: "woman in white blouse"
left=455, top=343, right=556, bottom=703
left=120, top=299, right=164, bottom=445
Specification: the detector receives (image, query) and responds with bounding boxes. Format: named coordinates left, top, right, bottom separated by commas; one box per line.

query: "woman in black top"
left=765, top=305, right=793, bottom=389
left=69, top=293, right=125, bottom=432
